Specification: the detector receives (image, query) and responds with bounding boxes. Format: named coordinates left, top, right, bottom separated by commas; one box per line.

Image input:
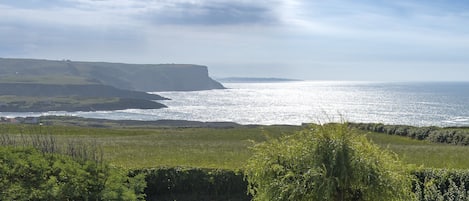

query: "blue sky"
left=1, top=0, right=469, bottom=81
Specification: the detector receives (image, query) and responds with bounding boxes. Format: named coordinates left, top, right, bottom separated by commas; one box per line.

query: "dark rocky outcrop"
left=0, top=58, right=226, bottom=112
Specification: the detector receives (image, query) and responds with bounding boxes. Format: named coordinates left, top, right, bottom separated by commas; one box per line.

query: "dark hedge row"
left=413, top=169, right=469, bottom=200
left=131, top=168, right=250, bottom=201
left=134, top=167, right=469, bottom=201
left=350, top=123, right=469, bottom=146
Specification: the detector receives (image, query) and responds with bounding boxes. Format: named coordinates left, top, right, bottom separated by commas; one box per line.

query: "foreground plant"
left=245, top=123, right=414, bottom=201
left=0, top=146, right=146, bottom=201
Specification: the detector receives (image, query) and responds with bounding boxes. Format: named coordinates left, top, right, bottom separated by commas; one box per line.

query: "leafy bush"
left=0, top=146, right=146, bottom=201
left=413, top=169, right=469, bottom=201
left=245, top=123, right=414, bottom=201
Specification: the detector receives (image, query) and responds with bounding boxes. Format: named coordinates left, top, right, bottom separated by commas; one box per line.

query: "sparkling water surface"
left=2, top=81, right=469, bottom=126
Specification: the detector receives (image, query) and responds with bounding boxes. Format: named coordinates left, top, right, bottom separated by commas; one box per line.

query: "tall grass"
left=0, top=126, right=103, bottom=163
left=2, top=123, right=469, bottom=170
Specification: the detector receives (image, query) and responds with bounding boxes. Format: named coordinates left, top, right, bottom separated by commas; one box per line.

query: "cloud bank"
left=1, top=0, right=469, bottom=81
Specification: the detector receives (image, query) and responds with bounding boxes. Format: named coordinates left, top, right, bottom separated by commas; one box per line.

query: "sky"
left=1, top=0, right=469, bottom=81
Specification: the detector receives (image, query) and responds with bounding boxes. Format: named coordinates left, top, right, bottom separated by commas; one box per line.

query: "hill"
left=0, top=82, right=166, bottom=100
left=0, top=58, right=225, bottom=91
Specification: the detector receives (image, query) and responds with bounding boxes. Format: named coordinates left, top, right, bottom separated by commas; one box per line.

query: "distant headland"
left=0, top=58, right=225, bottom=112
left=0, top=58, right=225, bottom=91
left=217, top=77, right=301, bottom=83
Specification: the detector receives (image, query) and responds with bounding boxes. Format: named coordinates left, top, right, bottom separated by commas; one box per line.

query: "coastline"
left=5, top=115, right=469, bottom=129
left=2, top=115, right=304, bottom=129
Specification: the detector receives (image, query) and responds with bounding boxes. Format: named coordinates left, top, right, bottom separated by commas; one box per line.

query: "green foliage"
left=245, top=123, right=414, bottom=201
left=3, top=123, right=469, bottom=170
left=0, top=146, right=146, bottom=201
left=134, top=167, right=249, bottom=201
left=351, top=123, right=469, bottom=146
left=0, top=132, right=103, bottom=164
left=413, top=169, right=469, bottom=201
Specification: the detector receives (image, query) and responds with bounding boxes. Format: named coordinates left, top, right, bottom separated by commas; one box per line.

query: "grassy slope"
left=0, top=58, right=225, bottom=91
left=1, top=124, right=468, bottom=170
left=367, top=132, right=469, bottom=169
left=0, top=75, right=166, bottom=111
left=0, top=96, right=165, bottom=112
left=0, top=75, right=98, bottom=85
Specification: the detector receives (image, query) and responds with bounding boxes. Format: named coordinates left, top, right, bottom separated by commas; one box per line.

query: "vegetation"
left=413, top=169, right=469, bottom=201
left=131, top=167, right=469, bottom=201
left=351, top=123, right=469, bottom=146
left=0, top=146, right=146, bottom=201
left=0, top=123, right=298, bottom=170
left=245, top=123, right=414, bottom=201
left=134, top=168, right=249, bottom=201
left=3, top=121, right=469, bottom=200
left=3, top=122, right=469, bottom=169
left=367, top=132, right=469, bottom=169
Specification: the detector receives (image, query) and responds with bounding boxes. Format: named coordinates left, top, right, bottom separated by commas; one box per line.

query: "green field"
left=0, top=96, right=120, bottom=112
left=2, top=123, right=469, bottom=170
left=0, top=95, right=118, bottom=105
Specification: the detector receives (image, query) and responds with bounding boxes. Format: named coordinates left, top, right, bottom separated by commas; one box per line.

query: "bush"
left=0, top=146, right=145, bottom=201
left=413, top=169, right=469, bottom=201
left=245, top=123, right=414, bottom=201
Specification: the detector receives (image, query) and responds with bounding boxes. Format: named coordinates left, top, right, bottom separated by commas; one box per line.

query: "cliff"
left=0, top=58, right=225, bottom=91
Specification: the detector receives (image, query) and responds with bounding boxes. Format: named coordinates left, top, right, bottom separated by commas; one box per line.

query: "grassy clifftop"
left=0, top=58, right=225, bottom=91
left=0, top=96, right=166, bottom=112
left=0, top=57, right=226, bottom=112
left=0, top=82, right=167, bottom=112
left=0, top=82, right=166, bottom=100
left=0, top=64, right=172, bottom=112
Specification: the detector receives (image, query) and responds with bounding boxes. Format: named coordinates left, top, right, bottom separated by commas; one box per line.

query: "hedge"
left=131, top=167, right=250, bottom=201
left=350, top=123, right=469, bottom=146
left=134, top=167, right=469, bottom=201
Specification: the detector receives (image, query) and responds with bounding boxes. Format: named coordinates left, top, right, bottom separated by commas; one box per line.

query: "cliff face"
left=0, top=58, right=225, bottom=92
left=128, top=65, right=225, bottom=91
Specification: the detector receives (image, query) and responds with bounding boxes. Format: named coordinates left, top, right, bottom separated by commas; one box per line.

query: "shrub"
left=0, top=146, right=145, bottom=201
left=413, top=169, right=469, bottom=201
left=245, top=123, right=414, bottom=201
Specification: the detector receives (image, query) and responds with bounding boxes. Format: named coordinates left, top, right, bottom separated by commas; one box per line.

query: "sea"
left=2, top=81, right=469, bottom=127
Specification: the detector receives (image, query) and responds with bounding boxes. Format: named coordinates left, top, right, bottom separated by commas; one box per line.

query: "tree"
left=245, top=123, right=415, bottom=201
